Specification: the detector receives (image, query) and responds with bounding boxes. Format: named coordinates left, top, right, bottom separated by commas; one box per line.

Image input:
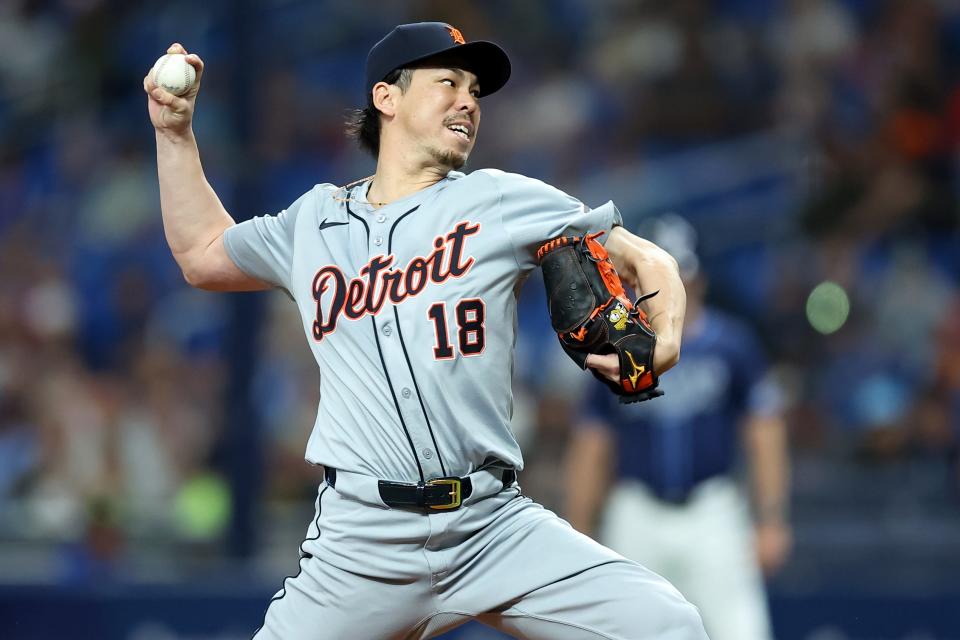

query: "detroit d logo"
left=447, top=26, right=466, bottom=45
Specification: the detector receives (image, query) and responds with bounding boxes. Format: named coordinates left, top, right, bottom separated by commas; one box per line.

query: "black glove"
left=537, top=233, right=663, bottom=403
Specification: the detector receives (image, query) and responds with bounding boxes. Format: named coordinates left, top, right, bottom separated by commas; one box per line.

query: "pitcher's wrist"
left=156, top=127, right=195, bottom=147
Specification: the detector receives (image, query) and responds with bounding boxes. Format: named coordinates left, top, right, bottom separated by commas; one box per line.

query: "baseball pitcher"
left=144, top=21, right=707, bottom=640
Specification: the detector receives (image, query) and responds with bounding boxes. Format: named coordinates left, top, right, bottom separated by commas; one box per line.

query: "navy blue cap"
left=365, top=22, right=511, bottom=99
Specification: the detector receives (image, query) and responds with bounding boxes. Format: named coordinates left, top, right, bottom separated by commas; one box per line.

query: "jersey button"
left=376, top=215, right=386, bottom=223
left=422, top=448, right=433, bottom=459
left=381, top=323, right=392, bottom=336
left=401, top=387, right=412, bottom=399
left=374, top=236, right=383, bottom=246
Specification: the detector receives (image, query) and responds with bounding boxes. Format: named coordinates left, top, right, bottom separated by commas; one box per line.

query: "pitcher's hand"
left=585, top=353, right=619, bottom=383
left=144, top=43, right=204, bottom=137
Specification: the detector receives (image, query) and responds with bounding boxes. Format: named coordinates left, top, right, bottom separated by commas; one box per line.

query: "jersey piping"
left=388, top=204, right=448, bottom=477
left=346, top=200, right=425, bottom=481
left=255, top=484, right=330, bottom=636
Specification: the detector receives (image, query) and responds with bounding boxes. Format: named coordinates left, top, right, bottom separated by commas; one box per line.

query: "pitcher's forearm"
left=605, top=227, right=686, bottom=372
left=633, top=255, right=685, bottom=364
left=156, top=129, right=235, bottom=268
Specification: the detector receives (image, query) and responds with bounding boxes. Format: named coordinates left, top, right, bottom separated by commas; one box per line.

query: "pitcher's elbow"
left=181, top=267, right=202, bottom=289
left=178, top=256, right=209, bottom=289
left=655, top=337, right=681, bottom=374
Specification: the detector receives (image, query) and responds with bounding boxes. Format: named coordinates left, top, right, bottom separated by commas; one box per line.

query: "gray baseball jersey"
left=224, top=169, right=620, bottom=482
left=224, top=169, right=708, bottom=639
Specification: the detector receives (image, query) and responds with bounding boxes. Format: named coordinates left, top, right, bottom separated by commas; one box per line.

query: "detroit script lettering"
left=312, top=221, right=481, bottom=341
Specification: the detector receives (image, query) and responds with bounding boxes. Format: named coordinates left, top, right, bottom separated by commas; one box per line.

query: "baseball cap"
left=365, top=22, right=511, bottom=98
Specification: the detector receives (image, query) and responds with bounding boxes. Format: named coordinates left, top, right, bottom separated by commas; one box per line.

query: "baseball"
left=151, top=53, right=196, bottom=96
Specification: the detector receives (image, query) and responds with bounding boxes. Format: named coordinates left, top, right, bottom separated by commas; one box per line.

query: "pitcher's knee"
left=644, top=584, right=708, bottom=639
left=612, top=590, right=706, bottom=639
left=666, top=599, right=709, bottom=639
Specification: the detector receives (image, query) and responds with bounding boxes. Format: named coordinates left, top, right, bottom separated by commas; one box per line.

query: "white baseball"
left=151, top=53, right=197, bottom=96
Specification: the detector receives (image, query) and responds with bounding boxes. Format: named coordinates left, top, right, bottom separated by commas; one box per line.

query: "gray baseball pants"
left=255, top=476, right=708, bottom=639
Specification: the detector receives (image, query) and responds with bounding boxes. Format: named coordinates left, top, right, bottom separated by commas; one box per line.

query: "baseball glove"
left=537, top=233, right=663, bottom=403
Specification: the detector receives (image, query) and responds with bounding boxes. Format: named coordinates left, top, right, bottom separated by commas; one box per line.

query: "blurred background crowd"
left=1, top=0, right=959, bottom=638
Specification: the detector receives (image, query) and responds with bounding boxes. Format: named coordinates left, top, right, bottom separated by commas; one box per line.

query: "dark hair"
left=346, top=68, right=413, bottom=156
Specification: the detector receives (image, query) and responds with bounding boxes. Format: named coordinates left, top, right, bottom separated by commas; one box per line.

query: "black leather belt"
left=324, top=467, right=516, bottom=511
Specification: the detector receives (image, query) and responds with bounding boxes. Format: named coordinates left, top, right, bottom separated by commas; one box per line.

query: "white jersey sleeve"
left=483, top=169, right=623, bottom=270
left=222, top=187, right=321, bottom=292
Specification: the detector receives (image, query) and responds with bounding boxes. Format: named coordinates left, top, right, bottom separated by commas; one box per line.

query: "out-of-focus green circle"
left=806, top=281, right=850, bottom=334
left=173, top=473, right=231, bottom=539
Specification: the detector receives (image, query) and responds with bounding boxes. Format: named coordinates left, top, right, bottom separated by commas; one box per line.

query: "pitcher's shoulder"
left=466, top=168, right=536, bottom=183
left=277, top=183, right=345, bottom=234
left=460, top=168, right=553, bottom=194
left=307, top=182, right=354, bottom=212
left=313, top=182, right=342, bottom=199
left=282, top=183, right=339, bottom=208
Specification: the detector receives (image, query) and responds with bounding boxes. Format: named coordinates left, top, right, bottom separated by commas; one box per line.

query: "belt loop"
left=325, top=467, right=337, bottom=488
left=415, top=480, right=426, bottom=507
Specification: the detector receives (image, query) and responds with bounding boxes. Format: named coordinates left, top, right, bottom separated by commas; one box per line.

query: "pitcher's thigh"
left=484, top=559, right=708, bottom=640
left=254, top=553, right=430, bottom=640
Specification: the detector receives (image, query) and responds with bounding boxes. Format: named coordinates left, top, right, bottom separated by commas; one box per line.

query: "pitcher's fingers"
left=167, top=42, right=187, bottom=55
left=185, top=53, right=204, bottom=83
left=143, top=72, right=158, bottom=93
left=150, top=86, right=189, bottom=112
left=585, top=353, right=620, bottom=382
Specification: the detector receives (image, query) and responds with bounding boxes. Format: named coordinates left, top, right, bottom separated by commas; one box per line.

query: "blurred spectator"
left=511, top=390, right=578, bottom=516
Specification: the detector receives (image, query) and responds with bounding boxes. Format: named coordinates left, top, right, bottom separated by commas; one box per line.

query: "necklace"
left=332, top=175, right=388, bottom=207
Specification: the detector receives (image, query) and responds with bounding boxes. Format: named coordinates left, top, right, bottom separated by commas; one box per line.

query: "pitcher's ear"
left=372, top=81, right=398, bottom=117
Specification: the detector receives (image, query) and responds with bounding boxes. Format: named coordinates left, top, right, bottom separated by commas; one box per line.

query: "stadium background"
left=1, top=0, right=959, bottom=637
